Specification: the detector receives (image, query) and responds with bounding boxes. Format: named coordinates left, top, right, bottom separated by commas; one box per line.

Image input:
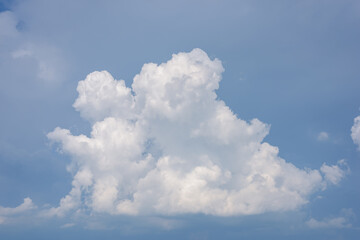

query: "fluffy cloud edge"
left=45, top=48, right=348, bottom=218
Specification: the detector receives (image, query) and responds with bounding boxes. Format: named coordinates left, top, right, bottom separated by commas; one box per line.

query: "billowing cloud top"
left=47, top=49, right=345, bottom=217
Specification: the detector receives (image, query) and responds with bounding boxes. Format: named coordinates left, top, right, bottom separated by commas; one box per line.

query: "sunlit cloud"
left=47, top=49, right=347, bottom=217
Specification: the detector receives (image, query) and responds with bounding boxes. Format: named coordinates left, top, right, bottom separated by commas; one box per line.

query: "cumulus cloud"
left=320, top=159, right=348, bottom=185
left=48, top=49, right=345, bottom=217
left=0, top=198, right=36, bottom=224
left=73, top=71, right=135, bottom=122
left=306, top=209, right=354, bottom=229
left=351, top=115, right=360, bottom=150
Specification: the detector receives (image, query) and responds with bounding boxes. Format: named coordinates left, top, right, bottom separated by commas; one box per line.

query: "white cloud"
left=0, top=198, right=36, bottom=224
left=0, top=198, right=36, bottom=215
left=351, top=115, right=360, bottom=150
left=60, top=223, right=76, bottom=228
left=320, top=159, right=348, bottom=185
left=317, top=131, right=329, bottom=141
left=306, top=209, right=354, bottom=229
left=73, top=71, right=135, bottom=122
left=48, top=49, right=345, bottom=217
left=306, top=217, right=351, bottom=229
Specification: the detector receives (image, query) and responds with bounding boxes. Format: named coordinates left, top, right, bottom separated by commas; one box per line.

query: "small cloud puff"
left=320, top=159, right=349, bottom=185
left=306, top=208, right=354, bottom=229
left=351, top=116, right=360, bottom=150
left=60, top=223, right=76, bottom=228
left=317, top=131, right=329, bottom=142
left=48, top=49, right=346, bottom=217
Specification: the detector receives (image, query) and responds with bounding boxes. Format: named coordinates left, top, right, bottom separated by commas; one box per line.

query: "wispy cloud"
left=0, top=11, right=67, bottom=85
left=317, top=131, right=329, bottom=142
left=306, top=209, right=355, bottom=229
left=60, top=223, right=76, bottom=228
left=0, top=198, right=36, bottom=224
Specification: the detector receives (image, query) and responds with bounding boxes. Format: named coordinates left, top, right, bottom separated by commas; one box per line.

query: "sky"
left=0, top=0, right=360, bottom=239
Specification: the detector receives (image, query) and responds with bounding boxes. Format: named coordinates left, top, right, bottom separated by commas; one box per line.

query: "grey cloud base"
left=47, top=49, right=345, bottom=217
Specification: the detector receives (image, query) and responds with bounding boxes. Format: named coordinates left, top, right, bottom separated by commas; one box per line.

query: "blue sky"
left=0, top=0, right=360, bottom=239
